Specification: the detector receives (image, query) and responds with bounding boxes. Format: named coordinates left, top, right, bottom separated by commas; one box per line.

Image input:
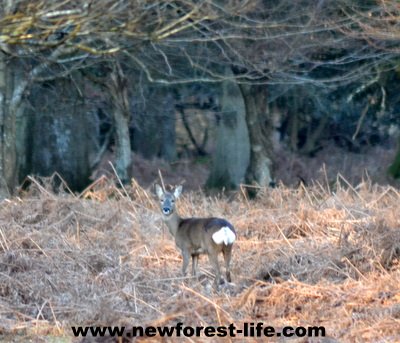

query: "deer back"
left=176, top=217, right=236, bottom=254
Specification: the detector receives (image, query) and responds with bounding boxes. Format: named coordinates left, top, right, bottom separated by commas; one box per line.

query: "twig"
left=274, top=222, right=295, bottom=251
left=180, top=284, right=231, bottom=325
left=108, top=161, right=131, bottom=200
left=352, top=102, right=369, bottom=141
left=48, top=301, right=62, bottom=335
left=343, top=257, right=368, bottom=281
left=322, top=163, right=331, bottom=194
left=27, top=176, right=55, bottom=198
left=158, top=170, right=166, bottom=191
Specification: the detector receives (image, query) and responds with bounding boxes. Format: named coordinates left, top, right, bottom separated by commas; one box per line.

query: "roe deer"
left=155, top=184, right=236, bottom=288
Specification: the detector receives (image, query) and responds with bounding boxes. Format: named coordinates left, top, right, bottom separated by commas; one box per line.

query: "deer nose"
left=163, top=207, right=171, bottom=215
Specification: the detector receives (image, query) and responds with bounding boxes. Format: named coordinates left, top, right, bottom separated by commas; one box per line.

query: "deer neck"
left=163, top=211, right=181, bottom=238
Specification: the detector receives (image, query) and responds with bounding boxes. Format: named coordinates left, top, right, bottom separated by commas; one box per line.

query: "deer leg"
left=208, top=251, right=221, bottom=288
left=192, top=254, right=199, bottom=276
left=223, top=245, right=233, bottom=282
left=181, top=250, right=190, bottom=276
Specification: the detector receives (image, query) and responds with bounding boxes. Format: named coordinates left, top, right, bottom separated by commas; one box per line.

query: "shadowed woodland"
left=1, top=0, right=400, bottom=194
left=0, top=1, right=400, bottom=342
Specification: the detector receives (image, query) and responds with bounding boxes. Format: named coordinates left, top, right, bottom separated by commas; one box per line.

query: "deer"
left=155, top=184, right=236, bottom=288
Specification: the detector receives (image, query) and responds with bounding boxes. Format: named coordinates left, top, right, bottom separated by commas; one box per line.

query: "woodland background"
left=1, top=0, right=400, bottom=195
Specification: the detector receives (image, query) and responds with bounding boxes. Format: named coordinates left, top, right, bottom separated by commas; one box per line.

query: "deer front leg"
left=192, top=254, right=199, bottom=276
left=181, top=249, right=190, bottom=276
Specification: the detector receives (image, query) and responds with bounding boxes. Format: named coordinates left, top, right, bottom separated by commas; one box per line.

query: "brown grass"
left=0, top=176, right=399, bottom=342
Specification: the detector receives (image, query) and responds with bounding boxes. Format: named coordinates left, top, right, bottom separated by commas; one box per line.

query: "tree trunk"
left=113, top=106, right=131, bottom=183
left=158, top=90, right=177, bottom=161
left=109, top=63, right=132, bottom=184
left=132, top=103, right=160, bottom=159
left=238, top=84, right=274, bottom=196
left=132, top=85, right=176, bottom=161
left=26, top=76, right=91, bottom=191
left=0, top=54, right=18, bottom=198
left=388, top=136, right=400, bottom=179
left=206, top=71, right=250, bottom=190
left=0, top=45, right=73, bottom=196
left=300, top=114, right=329, bottom=156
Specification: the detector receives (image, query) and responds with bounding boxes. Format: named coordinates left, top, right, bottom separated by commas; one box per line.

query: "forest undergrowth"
left=0, top=174, right=399, bottom=342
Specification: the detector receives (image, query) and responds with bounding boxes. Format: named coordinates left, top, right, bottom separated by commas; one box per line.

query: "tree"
left=0, top=0, right=282, bottom=194
left=206, top=68, right=249, bottom=190
left=2, top=0, right=398, bottom=196
left=238, top=83, right=274, bottom=193
left=132, top=83, right=177, bottom=161
left=24, top=74, right=92, bottom=190
left=0, top=1, right=116, bottom=195
left=108, top=62, right=132, bottom=184
left=339, top=0, right=400, bottom=178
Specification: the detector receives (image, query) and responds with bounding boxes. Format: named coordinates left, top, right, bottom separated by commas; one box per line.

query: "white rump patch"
left=212, top=226, right=236, bottom=245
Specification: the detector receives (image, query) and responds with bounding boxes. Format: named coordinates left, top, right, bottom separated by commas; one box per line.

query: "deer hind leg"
left=208, top=250, right=221, bottom=288
left=191, top=254, right=199, bottom=276
left=223, top=245, right=233, bottom=282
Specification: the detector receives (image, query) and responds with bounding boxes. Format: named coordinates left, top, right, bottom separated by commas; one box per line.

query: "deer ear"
left=155, top=184, right=164, bottom=199
left=174, top=185, right=183, bottom=198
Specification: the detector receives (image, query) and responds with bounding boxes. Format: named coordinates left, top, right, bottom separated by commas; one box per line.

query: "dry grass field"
left=0, top=175, right=399, bottom=342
